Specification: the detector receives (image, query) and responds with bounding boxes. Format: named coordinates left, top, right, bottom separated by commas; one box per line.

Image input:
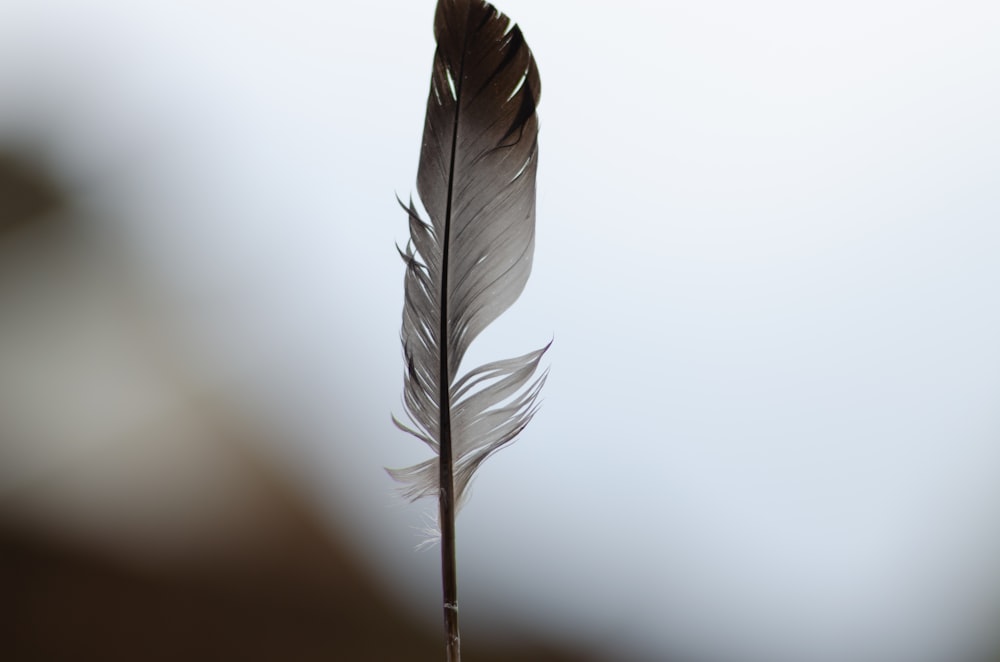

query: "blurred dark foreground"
left=0, top=482, right=586, bottom=662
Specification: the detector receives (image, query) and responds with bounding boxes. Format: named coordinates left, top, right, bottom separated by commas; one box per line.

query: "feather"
left=389, top=0, right=547, bottom=511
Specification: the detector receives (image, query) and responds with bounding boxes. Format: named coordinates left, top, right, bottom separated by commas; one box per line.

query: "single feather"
left=390, top=0, right=547, bottom=509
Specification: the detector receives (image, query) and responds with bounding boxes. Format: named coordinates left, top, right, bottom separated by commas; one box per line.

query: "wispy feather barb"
left=389, top=0, right=547, bottom=508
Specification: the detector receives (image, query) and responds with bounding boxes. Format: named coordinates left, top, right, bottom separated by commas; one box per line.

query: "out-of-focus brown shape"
left=0, top=440, right=587, bottom=662
left=0, top=150, right=593, bottom=662
left=0, top=151, right=66, bottom=233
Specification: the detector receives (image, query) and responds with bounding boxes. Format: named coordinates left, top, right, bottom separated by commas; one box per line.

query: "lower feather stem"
left=440, top=444, right=460, bottom=661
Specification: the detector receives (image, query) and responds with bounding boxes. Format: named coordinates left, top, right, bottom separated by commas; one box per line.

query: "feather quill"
left=389, top=1, right=545, bottom=656
left=390, top=0, right=546, bottom=513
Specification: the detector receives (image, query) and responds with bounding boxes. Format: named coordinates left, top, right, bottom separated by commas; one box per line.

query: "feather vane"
left=390, top=0, right=546, bottom=508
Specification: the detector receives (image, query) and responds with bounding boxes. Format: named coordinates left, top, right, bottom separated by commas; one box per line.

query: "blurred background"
left=2, top=1, right=1000, bottom=661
